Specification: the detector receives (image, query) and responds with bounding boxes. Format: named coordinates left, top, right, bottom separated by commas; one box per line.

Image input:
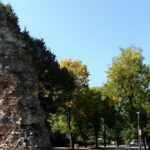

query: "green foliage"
left=88, top=88, right=102, bottom=148
left=22, top=30, right=75, bottom=114
left=107, top=47, right=150, bottom=119
left=48, top=113, right=68, bottom=134
left=0, top=2, right=19, bottom=28
left=60, top=59, right=90, bottom=147
left=60, top=59, right=89, bottom=88
left=106, top=46, right=150, bottom=145
left=4, top=2, right=150, bottom=147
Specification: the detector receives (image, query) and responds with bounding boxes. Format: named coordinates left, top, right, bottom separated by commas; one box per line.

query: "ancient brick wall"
left=0, top=12, right=51, bottom=150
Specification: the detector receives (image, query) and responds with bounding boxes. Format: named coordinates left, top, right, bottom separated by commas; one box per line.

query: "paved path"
left=53, top=145, right=146, bottom=150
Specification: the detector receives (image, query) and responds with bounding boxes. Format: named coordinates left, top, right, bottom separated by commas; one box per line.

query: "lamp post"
left=137, top=111, right=141, bottom=150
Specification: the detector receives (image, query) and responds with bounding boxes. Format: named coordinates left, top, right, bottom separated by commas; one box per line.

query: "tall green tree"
left=72, top=88, right=92, bottom=147
left=89, top=87, right=102, bottom=148
left=107, top=47, right=150, bottom=119
left=60, top=59, right=89, bottom=149
left=23, top=31, right=74, bottom=113
left=100, top=85, right=117, bottom=147
left=106, top=47, right=150, bottom=147
left=60, top=59, right=89, bottom=88
left=22, top=31, right=75, bottom=140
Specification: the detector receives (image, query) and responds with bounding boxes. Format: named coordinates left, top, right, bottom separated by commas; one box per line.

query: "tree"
left=0, top=2, right=75, bottom=147
left=72, top=88, right=92, bottom=147
left=23, top=31, right=74, bottom=112
left=89, top=87, right=102, bottom=148
left=70, top=87, right=102, bottom=148
left=22, top=31, right=75, bottom=140
left=107, top=47, right=149, bottom=118
left=60, top=59, right=89, bottom=149
left=106, top=47, right=150, bottom=147
left=60, top=59, right=89, bottom=88
left=99, top=85, right=116, bottom=147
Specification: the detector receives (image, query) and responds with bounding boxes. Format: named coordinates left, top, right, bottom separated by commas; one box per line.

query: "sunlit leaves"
left=107, top=47, right=150, bottom=109
left=60, top=59, right=89, bottom=88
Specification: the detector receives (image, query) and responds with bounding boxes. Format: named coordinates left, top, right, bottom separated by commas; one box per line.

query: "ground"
left=52, top=145, right=143, bottom=150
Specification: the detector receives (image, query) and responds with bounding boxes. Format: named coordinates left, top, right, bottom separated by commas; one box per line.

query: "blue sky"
left=2, top=0, right=150, bottom=87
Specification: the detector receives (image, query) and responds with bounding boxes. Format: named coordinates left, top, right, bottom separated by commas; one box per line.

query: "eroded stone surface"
left=0, top=14, right=51, bottom=150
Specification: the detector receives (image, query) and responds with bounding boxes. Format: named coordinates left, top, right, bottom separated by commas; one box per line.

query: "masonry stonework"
left=0, top=7, right=51, bottom=150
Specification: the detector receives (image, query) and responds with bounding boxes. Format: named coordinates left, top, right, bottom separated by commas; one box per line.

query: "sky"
left=2, top=0, right=150, bottom=87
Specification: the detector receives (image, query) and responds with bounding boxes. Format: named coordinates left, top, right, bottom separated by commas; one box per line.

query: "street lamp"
left=137, top=111, right=141, bottom=150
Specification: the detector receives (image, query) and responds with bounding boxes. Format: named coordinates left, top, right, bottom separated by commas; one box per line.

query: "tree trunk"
left=103, top=123, right=107, bottom=148
left=82, top=134, right=87, bottom=148
left=94, top=125, right=99, bottom=149
left=142, top=135, right=146, bottom=150
left=146, top=136, right=150, bottom=150
left=66, top=108, right=74, bottom=149
left=95, top=136, right=98, bottom=149
left=116, top=136, right=119, bottom=147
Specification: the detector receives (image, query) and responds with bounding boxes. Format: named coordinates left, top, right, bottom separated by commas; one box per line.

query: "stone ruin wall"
left=0, top=14, right=51, bottom=149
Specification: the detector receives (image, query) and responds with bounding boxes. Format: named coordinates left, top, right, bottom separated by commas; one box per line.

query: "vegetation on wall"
left=0, top=2, right=19, bottom=28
